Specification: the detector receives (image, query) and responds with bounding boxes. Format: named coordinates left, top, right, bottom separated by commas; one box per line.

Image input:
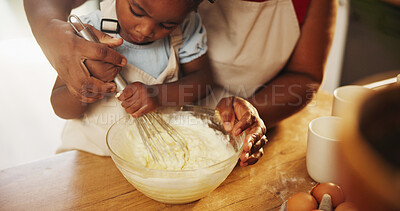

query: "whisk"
left=135, top=113, right=189, bottom=168
left=68, top=14, right=189, bottom=168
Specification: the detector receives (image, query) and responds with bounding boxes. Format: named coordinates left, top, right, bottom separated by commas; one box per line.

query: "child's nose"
left=137, top=21, right=155, bottom=38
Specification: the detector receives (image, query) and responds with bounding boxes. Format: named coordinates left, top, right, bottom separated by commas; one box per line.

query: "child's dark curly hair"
left=189, top=0, right=214, bottom=11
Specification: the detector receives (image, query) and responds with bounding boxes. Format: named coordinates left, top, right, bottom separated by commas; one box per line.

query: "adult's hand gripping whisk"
left=68, top=14, right=189, bottom=169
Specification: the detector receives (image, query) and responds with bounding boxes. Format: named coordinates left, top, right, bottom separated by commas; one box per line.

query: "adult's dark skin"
left=23, top=0, right=336, bottom=165
left=24, top=0, right=337, bottom=126
left=24, top=0, right=126, bottom=103
left=23, top=0, right=266, bottom=166
left=216, top=96, right=267, bottom=167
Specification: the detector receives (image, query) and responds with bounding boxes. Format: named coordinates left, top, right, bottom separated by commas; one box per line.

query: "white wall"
left=320, top=0, right=350, bottom=93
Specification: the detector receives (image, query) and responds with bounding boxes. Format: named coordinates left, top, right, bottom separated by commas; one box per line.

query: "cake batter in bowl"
left=106, top=105, right=245, bottom=204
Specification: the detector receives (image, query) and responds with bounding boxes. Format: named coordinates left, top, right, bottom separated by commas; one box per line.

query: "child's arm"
left=51, top=77, right=89, bottom=119
left=118, top=53, right=213, bottom=117
left=24, top=0, right=124, bottom=102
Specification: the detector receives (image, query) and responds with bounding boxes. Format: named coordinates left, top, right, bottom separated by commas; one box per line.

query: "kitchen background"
left=0, top=0, right=398, bottom=170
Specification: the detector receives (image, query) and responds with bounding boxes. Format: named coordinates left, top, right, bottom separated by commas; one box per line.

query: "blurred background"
left=0, top=0, right=398, bottom=170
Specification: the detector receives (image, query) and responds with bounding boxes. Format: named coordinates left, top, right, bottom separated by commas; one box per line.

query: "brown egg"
left=335, top=202, right=359, bottom=211
left=311, top=183, right=345, bottom=207
left=287, top=192, right=318, bottom=211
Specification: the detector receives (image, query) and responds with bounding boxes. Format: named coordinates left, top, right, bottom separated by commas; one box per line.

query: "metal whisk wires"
left=135, top=113, right=189, bottom=169
left=68, top=14, right=189, bottom=169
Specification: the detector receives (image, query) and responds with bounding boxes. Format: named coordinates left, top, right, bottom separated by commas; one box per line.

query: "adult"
left=23, top=0, right=336, bottom=165
left=197, top=0, right=336, bottom=126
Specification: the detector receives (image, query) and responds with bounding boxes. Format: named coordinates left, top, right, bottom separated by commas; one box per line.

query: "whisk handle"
left=68, top=14, right=127, bottom=93
left=114, top=73, right=128, bottom=91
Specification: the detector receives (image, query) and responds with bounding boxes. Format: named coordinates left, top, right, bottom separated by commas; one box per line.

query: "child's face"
left=116, top=0, right=192, bottom=45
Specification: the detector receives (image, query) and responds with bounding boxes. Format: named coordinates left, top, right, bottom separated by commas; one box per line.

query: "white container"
left=332, top=85, right=372, bottom=117
left=106, top=106, right=244, bottom=204
left=306, top=116, right=343, bottom=184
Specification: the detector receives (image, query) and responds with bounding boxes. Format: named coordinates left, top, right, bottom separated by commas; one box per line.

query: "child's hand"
left=216, top=96, right=267, bottom=167
left=118, top=82, right=159, bottom=117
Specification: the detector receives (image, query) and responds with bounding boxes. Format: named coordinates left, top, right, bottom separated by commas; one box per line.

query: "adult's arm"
left=248, top=0, right=337, bottom=128
left=23, top=0, right=126, bottom=103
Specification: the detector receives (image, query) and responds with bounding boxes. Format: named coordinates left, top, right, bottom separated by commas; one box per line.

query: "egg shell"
left=287, top=192, right=318, bottom=211
left=335, top=202, right=359, bottom=211
left=311, top=183, right=345, bottom=207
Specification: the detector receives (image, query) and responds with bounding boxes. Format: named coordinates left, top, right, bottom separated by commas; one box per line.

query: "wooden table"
left=0, top=90, right=332, bottom=211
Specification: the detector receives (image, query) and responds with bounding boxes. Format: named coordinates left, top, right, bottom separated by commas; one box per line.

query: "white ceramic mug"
left=306, top=116, right=343, bottom=184
left=332, top=85, right=372, bottom=117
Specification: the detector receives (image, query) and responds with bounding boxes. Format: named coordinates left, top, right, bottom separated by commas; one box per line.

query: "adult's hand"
left=37, top=19, right=127, bottom=103
left=216, top=96, right=267, bottom=167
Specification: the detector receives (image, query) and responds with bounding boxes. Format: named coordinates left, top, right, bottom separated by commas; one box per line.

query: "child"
left=51, top=0, right=213, bottom=155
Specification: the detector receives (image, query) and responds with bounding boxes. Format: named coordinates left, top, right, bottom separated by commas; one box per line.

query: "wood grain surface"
left=0, top=90, right=333, bottom=211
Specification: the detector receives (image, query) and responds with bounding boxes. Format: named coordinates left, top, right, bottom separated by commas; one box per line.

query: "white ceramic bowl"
left=106, top=106, right=244, bottom=204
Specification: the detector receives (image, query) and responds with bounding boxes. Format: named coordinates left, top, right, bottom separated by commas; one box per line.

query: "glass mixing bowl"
left=106, top=105, right=244, bottom=204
